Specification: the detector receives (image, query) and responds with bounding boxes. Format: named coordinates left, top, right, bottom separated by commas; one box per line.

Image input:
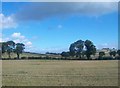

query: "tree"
left=84, top=40, right=96, bottom=60
left=69, top=43, right=76, bottom=57
left=1, top=41, right=15, bottom=58
left=91, top=45, right=96, bottom=56
left=117, top=50, right=120, bottom=56
left=81, top=50, right=86, bottom=57
left=2, top=42, right=8, bottom=53
left=6, top=41, right=15, bottom=58
left=14, top=43, right=25, bottom=59
left=61, top=51, right=69, bottom=57
left=109, top=51, right=117, bottom=57
left=6, top=47, right=13, bottom=59
left=75, top=40, right=84, bottom=58
left=99, top=51, right=105, bottom=59
left=69, top=40, right=84, bottom=58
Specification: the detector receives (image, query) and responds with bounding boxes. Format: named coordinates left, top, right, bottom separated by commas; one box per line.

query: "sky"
left=0, top=2, right=118, bottom=53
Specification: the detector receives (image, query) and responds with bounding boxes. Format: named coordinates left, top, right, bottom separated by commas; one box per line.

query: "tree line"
left=61, top=39, right=120, bottom=60
left=1, top=41, right=25, bottom=59
left=1, top=39, right=120, bottom=60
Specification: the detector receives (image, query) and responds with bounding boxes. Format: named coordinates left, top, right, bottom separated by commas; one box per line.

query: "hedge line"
left=2, top=56, right=120, bottom=60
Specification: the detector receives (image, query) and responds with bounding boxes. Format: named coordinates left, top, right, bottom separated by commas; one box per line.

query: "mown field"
left=2, top=60, right=118, bottom=86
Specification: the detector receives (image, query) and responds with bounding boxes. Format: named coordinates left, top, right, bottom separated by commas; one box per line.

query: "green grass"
left=2, top=60, right=118, bottom=86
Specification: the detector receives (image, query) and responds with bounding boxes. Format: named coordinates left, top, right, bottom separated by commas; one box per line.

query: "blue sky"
left=1, top=2, right=118, bottom=53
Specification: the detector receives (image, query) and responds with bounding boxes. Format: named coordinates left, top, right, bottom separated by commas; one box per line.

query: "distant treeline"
left=2, top=56, right=120, bottom=60
left=46, top=52, right=60, bottom=55
left=1, top=39, right=120, bottom=60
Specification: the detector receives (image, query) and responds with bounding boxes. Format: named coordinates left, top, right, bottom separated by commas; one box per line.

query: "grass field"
left=2, top=60, right=118, bottom=86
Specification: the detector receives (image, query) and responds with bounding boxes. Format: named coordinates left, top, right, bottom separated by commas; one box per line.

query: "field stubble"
left=2, top=60, right=118, bottom=86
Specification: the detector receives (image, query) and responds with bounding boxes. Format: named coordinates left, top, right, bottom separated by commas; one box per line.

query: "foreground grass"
left=2, top=60, right=118, bottom=86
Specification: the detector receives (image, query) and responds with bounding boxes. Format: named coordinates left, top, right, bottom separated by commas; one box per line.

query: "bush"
left=97, top=56, right=113, bottom=60
left=102, top=56, right=113, bottom=60
left=61, top=52, right=70, bottom=57
left=115, top=56, right=120, bottom=60
left=21, top=57, right=28, bottom=59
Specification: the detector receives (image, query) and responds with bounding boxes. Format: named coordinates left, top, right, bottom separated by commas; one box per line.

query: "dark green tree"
left=69, top=43, right=76, bottom=57
left=61, top=51, right=70, bottom=57
left=14, top=43, right=25, bottom=59
left=81, top=50, right=86, bottom=57
left=84, top=40, right=96, bottom=60
left=2, top=42, right=8, bottom=53
left=69, top=40, right=84, bottom=58
left=117, top=50, right=120, bottom=56
left=75, top=40, right=84, bottom=58
left=6, top=41, right=15, bottom=58
left=92, top=45, right=96, bottom=56
left=1, top=41, right=15, bottom=58
left=99, top=51, right=105, bottom=59
left=109, top=51, right=117, bottom=57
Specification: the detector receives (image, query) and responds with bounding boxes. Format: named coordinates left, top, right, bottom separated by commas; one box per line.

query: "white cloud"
left=1, top=32, right=33, bottom=50
left=97, top=43, right=118, bottom=49
left=12, top=33, right=21, bottom=38
left=26, top=41, right=32, bottom=48
left=0, top=14, right=17, bottom=29
left=11, top=32, right=32, bottom=48
left=12, top=32, right=25, bottom=39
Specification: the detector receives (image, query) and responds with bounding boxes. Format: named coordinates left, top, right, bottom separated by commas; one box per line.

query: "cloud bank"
left=1, top=32, right=33, bottom=49
left=11, top=32, right=32, bottom=48
left=97, top=43, right=118, bottom=49
left=14, top=2, right=118, bottom=21
left=0, top=14, right=17, bottom=29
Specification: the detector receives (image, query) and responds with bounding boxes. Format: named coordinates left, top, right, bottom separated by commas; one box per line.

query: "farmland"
left=2, top=60, right=118, bottom=86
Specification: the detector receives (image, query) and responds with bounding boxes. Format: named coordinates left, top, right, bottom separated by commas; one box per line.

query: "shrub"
left=115, top=56, right=120, bottom=60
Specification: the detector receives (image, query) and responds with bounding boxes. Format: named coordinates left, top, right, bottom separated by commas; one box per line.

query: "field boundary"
left=1, top=86, right=119, bottom=88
